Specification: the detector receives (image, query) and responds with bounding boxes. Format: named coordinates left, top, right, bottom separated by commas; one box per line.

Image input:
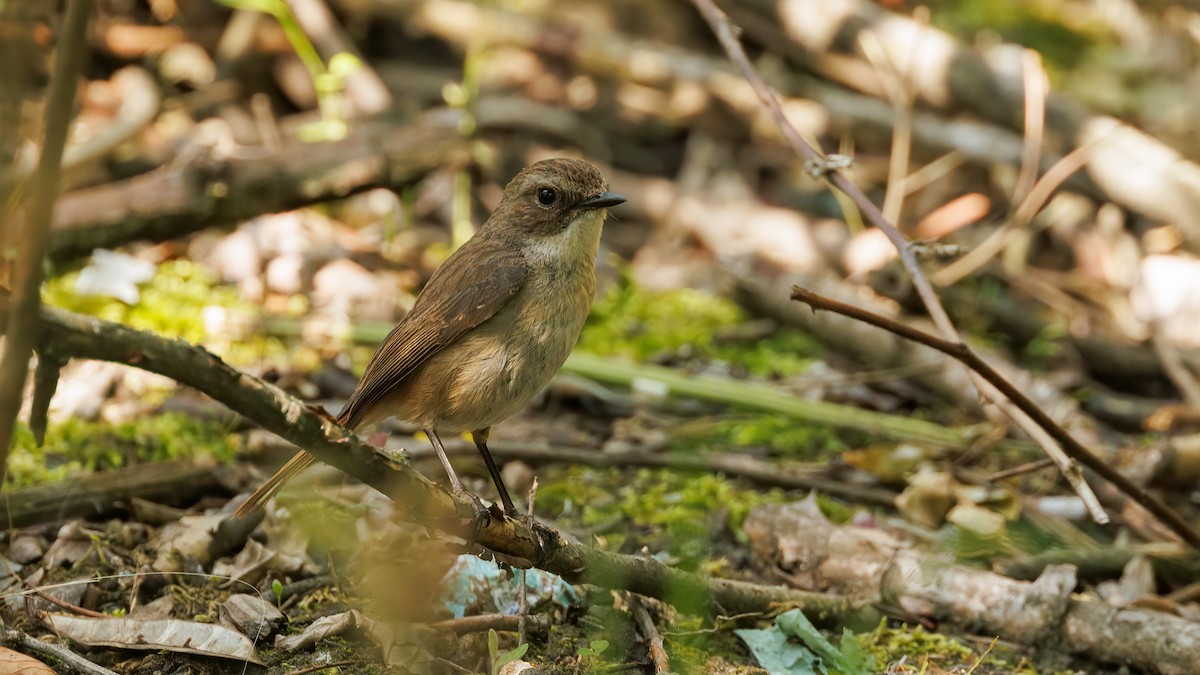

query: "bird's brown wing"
left=230, top=235, right=528, bottom=519
left=337, top=236, right=529, bottom=429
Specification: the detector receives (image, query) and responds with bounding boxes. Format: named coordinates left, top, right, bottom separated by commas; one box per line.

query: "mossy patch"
left=859, top=620, right=1057, bottom=674
left=5, top=414, right=241, bottom=488
left=580, top=277, right=821, bottom=378
left=45, top=260, right=239, bottom=343
left=923, top=0, right=1106, bottom=73
left=672, top=414, right=851, bottom=459
left=538, top=467, right=784, bottom=570
left=43, top=259, right=281, bottom=364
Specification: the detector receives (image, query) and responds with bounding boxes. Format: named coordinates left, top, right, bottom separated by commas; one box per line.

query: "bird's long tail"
left=231, top=450, right=316, bottom=519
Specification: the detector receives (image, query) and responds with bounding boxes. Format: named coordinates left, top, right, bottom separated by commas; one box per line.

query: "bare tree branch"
left=0, top=0, right=92, bottom=482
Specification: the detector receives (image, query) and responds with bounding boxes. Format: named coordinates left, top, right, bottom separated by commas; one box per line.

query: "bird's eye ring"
left=536, top=187, right=558, bottom=207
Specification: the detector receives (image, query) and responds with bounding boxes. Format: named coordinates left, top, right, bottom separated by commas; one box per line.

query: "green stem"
left=564, top=353, right=974, bottom=448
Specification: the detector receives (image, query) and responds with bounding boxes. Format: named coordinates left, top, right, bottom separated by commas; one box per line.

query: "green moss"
left=1022, top=322, right=1068, bottom=369
left=578, top=276, right=853, bottom=457
left=673, top=414, right=851, bottom=458
left=924, top=0, right=1107, bottom=73
left=539, top=467, right=783, bottom=570
left=580, top=277, right=821, bottom=378
left=861, top=620, right=1050, bottom=674
left=5, top=414, right=241, bottom=488
left=666, top=615, right=763, bottom=674
left=45, top=260, right=236, bottom=342
left=43, top=259, right=281, bottom=363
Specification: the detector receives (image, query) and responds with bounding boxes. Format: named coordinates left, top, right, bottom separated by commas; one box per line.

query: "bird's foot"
left=451, top=486, right=496, bottom=547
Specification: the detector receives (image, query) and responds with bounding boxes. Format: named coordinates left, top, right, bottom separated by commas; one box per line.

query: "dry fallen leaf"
left=44, top=614, right=264, bottom=665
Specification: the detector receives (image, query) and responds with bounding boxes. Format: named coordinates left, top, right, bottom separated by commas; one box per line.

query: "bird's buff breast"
left=378, top=267, right=594, bottom=433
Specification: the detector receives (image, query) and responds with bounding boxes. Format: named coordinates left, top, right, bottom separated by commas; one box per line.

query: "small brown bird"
left=233, top=158, right=624, bottom=518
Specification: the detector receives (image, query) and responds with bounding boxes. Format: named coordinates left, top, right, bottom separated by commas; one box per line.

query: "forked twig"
left=683, top=0, right=1199, bottom=540
left=790, top=286, right=1200, bottom=548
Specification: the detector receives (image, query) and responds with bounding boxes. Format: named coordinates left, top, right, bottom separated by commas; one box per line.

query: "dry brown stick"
left=34, top=589, right=107, bottom=618
left=932, top=134, right=1100, bottom=287
left=750, top=502, right=1200, bottom=672
left=732, top=0, right=1200, bottom=242
left=47, top=112, right=467, bottom=262
left=431, top=614, right=547, bottom=635
left=0, top=460, right=236, bottom=528
left=691, top=0, right=948, bottom=326
left=629, top=596, right=671, bottom=675
left=353, top=0, right=1057, bottom=186
left=0, top=0, right=92, bottom=483
left=1012, top=50, right=1047, bottom=211
left=790, top=285, right=1200, bottom=549
left=0, top=624, right=117, bottom=675
left=690, top=0, right=1109, bottom=526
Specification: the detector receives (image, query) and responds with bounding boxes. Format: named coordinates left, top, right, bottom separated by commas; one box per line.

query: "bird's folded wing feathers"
left=337, top=238, right=529, bottom=429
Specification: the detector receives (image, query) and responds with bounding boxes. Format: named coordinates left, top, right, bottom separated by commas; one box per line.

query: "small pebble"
left=7, top=535, right=45, bottom=564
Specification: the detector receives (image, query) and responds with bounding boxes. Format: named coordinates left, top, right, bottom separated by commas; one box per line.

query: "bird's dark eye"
left=536, top=187, right=558, bottom=207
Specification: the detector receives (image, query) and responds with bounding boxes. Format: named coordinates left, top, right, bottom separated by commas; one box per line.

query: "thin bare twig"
left=1012, top=50, right=1047, bottom=209
left=689, top=0, right=1109, bottom=527
left=35, top=589, right=108, bottom=618
left=858, top=29, right=914, bottom=228
left=0, top=624, right=117, bottom=675
left=790, top=286, right=1200, bottom=549
left=0, top=0, right=92, bottom=482
left=931, top=136, right=1101, bottom=287
left=986, top=458, right=1056, bottom=483
left=1150, top=323, right=1200, bottom=408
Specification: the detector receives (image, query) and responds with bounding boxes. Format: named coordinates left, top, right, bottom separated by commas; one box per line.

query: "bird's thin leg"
left=426, top=427, right=464, bottom=492
left=471, top=427, right=516, bottom=514
left=426, top=428, right=490, bottom=538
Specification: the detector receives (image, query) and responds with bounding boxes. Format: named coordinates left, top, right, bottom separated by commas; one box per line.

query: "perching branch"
left=25, top=303, right=867, bottom=622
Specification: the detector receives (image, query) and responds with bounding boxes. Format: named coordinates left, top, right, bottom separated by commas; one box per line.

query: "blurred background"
left=3, top=0, right=1200, bottom=672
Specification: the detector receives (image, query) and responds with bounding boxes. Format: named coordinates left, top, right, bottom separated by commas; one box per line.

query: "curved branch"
left=29, top=304, right=866, bottom=621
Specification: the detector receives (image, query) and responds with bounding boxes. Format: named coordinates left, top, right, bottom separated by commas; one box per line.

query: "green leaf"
left=776, top=609, right=839, bottom=665
left=488, top=629, right=499, bottom=675
left=493, top=640, right=529, bottom=674
left=835, top=629, right=874, bottom=674
left=735, top=624, right=820, bottom=675
left=775, top=609, right=876, bottom=675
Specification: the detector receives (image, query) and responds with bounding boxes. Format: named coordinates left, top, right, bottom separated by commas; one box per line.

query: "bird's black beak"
left=579, top=191, right=626, bottom=209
